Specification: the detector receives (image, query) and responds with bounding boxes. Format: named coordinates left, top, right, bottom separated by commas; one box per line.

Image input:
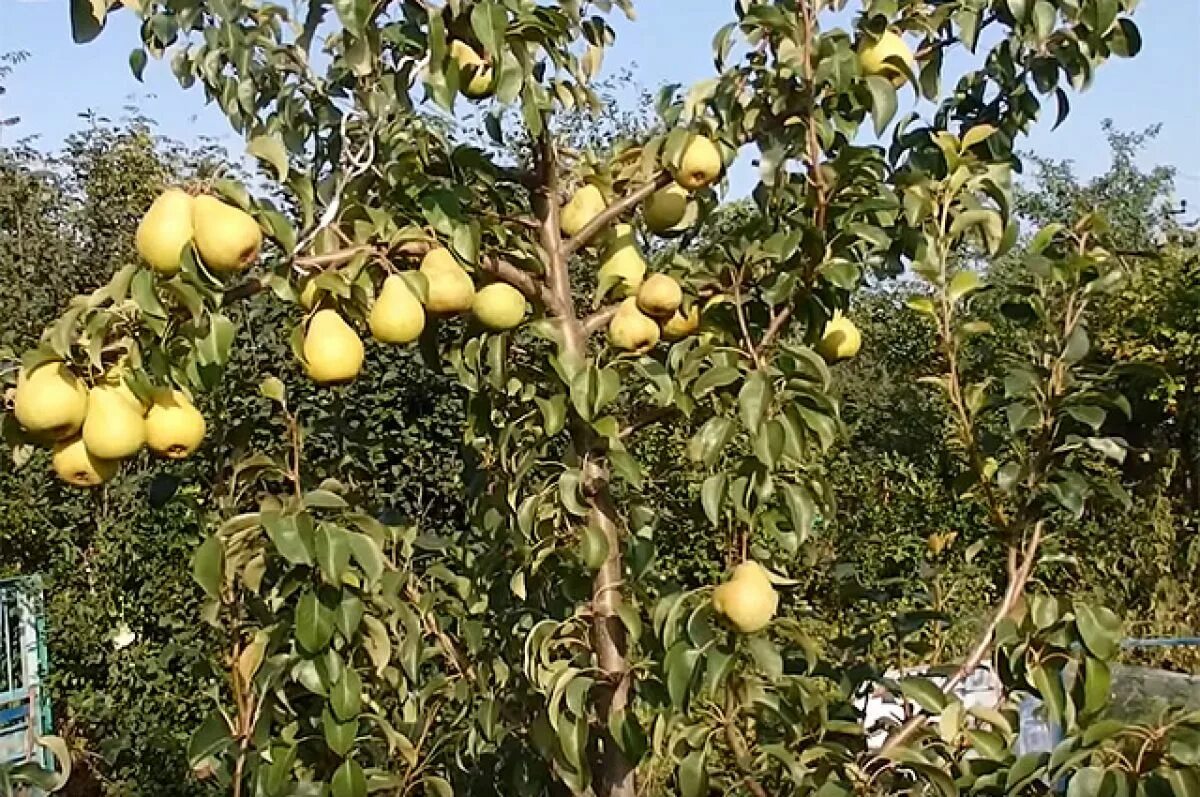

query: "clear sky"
left=1, top=1, right=1196, bottom=208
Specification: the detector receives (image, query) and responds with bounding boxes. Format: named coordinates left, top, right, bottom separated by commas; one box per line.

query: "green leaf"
left=347, top=533, right=385, bottom=586
left=687, top=417, right=734, bottom=466
left=899, top=677, right=948, bottom=713
left=1074, top=603, right=1121, bottom=660
left=579, top=524, right=609, bottom=570
left=331, top=667, right=363, bottom=721
left=961, top=124, right=997, bottom=150
left=738, top=371, right=773, bottom=432
left=315, top=524, right=352, bottom=585
left=305, top=489, right=350, bottom=509
left=678, top=749, right=708, bottom=797
left=948, top=270, right=984, bottom=304
left=323, top=710, right=357, bottom=756
left=70, top=0, right=106, bottom=43
left=1063, top=325, right=1090, bottom=363
left=331, top=759, right=367, bottom=797
left=263, top=512, right=313, bottom=566
left=692, top=365, right=740, bottom=398
left=700, top=473, right=726, bottom=526
left=296, top=589, right=336, bottom=653
left=332, top=0, right=370, bottom=37
left=187, top=711, right=232, bottom=766
left=247, top=134, right=289, bottom=182
left=665, top=642, right=701, bottom=709
left=746, top=636, right=782, bottom=679
left=1067, top=767, right=1107, bottom=797
left=1006, top=752, right=1047, bottom=791
left=470, top=1, right=508, bottom=59
left=192, top=534, right=223, bottom=599
left=864, top=76, right=898, bottom=136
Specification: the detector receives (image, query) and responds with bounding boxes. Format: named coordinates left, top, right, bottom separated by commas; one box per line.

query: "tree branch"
left=561, top=171, right=673, bottom=258
left=582, top=304, right=620, bottom=336
left=479, top=256, right=552, bottom=305
left=618, top=406, right=678, bottom=439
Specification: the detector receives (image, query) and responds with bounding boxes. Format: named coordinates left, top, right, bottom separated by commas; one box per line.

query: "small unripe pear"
left=473, top=283, right=527, bottom=330
left=815, top=312, right=862, bottom=362
left=643, top=184, right=690, bottom=233
left=420, top=248, right=476, bottom=314
left=304, top=310, right=365, bottom=385
left=13, top=362, right=89, bottom=440
left=858, top=30, right=916, bottom=86
left=52, top=436, right=118, bottom=487
left=192, top=195, right=262, bottom=273
left=675, top=135, right=723, bottom=191
left=136, top=189, right=195, bottom=275
left=560, top=185, right=607, bottom=237
left=636, top=274, right=683, bottom=318
left=608, top=298, right=660, bottom=353
left=661, top=305, right=700, bottom=341
left=370, top=274, right=426, bottom=343
left=145, top=389, right=206, bottom=459
left=712, top=561, right=779, bottom=634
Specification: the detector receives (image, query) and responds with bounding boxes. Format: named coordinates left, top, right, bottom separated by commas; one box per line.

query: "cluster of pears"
left=136, top=188, right=262, bottom=275
left=711, top=561, right=780, bottom=634
left=11, top=362, right=207, bottom=487
left=300, top=248, right=529, bottom=385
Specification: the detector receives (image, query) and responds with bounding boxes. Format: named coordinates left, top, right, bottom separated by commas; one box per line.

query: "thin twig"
left=562, top=171, right=673, bottom=258
left=582, top=304, right=620, bottom=336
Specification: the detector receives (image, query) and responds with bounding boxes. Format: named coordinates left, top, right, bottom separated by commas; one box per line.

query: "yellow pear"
left=608, top=298, right=660, bottom=353
left=82, top=385, right=147, bottom=460
left=13, top=362, right=89, bottom=440
left=597, top=225, right=647, bottom=295
left=52, top=437, right=118, bottom=487
left=815, top=312, right=862, bottom=362
left=192, top=195, right=262, bottom=273
left=675, top=135, right=723, bottom=191
left=473, top=283, right=527, bottom=331
left=100, top=368, right=149, bottom=415
left=145, top=389, right=206, bottom=459
left=370, top=274, right=426, bottom=344
left=643, top=184, right=690, bottom=233
left=420, top=248, right=476, bottom=314
left=661, top=305, right=700, bottom=341
left=304, top=310, right=365, bottom=385
left=136, top=189, right=195, bottom=275
left=636, top=274, right=683, bottom=318
left=450, top=40, right=494, bottom=99
left=712, top=561, right=779, bottom=634
left=858, top=30, right=917, bottom=85
left=560, top=184, right=607, bottom=237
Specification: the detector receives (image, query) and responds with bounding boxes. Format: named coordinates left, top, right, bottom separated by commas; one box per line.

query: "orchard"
left=2, top=0, right=1198, bottom=795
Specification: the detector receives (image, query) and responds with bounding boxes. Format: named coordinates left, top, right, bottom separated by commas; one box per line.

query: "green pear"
left=82, top=385, right=147, bottom=460
left=608, top=297, right=660, bottom=353
left=52, top=436, right=118, bottom=487
left=304, top=309, right=365, bottom=385
left=370, top=274, right=426, bottom=344
left=858, top=30, right=916, bottom=86
left=473, top=283, right=527, bottom=330
left=13, top=362, right=89, bottom=440
left=643, top=184, right=690, bottom=233
left=145, top=389, right=206, bottom=459
left=675, top=135, right=723, bottom=190
left=450, top=40, right=494, bottom=99
left=636, top=273, right=683, bottom=318
left=136, top=189, right=195, bottom=275
left=420, top=248, right=475, bottom=314
left=712, top=561, right=779, bottom=634
left=661, top=305, right=700, bottom=341
left=192, top=194, right=262, bottom=273
left=560, top=184, right=607, bottom=237
left=597, top=225, right=647, bottom=296
left=815, top=312, right=862, bottom=362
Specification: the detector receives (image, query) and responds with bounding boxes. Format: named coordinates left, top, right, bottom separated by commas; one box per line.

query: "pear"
left=675, top=135, right=723, bottom=191
left=370, top=274, right=426, bottom=344
left=420, top=248, right=475, bottom=314
left=100, top=368, right=149, bottom=414
left=13, top=362, right=89, bottom=440
left=560, top=185, right=607, bottom=237
left=52, top=436, right=118, bottom=487
left=636, top=274, right=683, bottom=318
left=661, top=305, right=700, bottom=341
left=597, top=225, right=647, bottom=296
left=192, top=195, right=262, bottom=273
left=643, top=184, right=690, bottom=233
left=145, top=389, right=207, bottom=459
left=304, top=310, right=365, bottom=385
left=815, top=312, right=862, bottom=362
left=450, top=40, right=494, bottom=99
left=608, top=298, right=660, bottom=353
left=136, top=189, right=195, bottom=275
left=473, top=283, right=527, bottom=331
left=82, top=385, right=147, bottom=460
left=858, top=30, right=916, bottom=86
left=711, top=561, right=779, bottom=634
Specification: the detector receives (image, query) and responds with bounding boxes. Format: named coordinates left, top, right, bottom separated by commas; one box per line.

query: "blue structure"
left=0, top=577, right=51, bottom=768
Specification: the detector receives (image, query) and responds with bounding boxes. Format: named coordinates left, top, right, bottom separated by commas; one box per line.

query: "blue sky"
left=1, top=1, right=1196, bottom=208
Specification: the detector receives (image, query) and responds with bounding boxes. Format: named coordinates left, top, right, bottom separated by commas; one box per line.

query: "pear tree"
left=5, top=0, right=1199, bottom=795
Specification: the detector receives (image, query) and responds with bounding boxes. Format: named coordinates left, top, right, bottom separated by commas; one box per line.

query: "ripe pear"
left=858, top=30, right=916, bottom=86
left=192, top=194, right=262, bottom=273
left=370, top=274, right=426, bottom=344
left=815, top=312, right=862, bottom=362
left=661, top=305, right=700, bottom=341
left=608, top=298, right=660, bottom=353
left=145, top=389, right=206, bottom=459
left=712, top=561, right=779, bottom=634
left=136, top=189, right=195, bottom=275
left=643, top=184, right=690, bottom=233
left=597, top=225, right=647, bottom=295
left=560, top=185, right=607, bottom=237
left=304, top=310, right=365, bottom=385
left=473, top=283, right=527, bottom=331
left=52, top=436, right=118, bottom=487
left=636, top=274, right=683, bottom=318
left=420, top=248, right=476, bottom=314
left=675, top=135, right=723, bottom=191
left=13, top=362, right=89, bottom=440
left=450, top=40, right=494, bottom=99
left=82, top=385, right=147, bottom=460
